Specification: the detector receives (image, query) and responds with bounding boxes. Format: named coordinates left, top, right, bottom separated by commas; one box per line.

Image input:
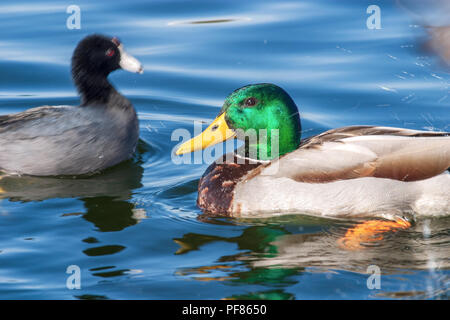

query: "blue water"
left=0, top=0, right=449, bottom=299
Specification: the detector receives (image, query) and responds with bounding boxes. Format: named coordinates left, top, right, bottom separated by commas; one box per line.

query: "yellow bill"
left=175, top=113, right=236, bottom=155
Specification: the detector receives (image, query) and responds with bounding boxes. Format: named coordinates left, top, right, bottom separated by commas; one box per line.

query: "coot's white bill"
left=118, top=44, right=144, bottom=74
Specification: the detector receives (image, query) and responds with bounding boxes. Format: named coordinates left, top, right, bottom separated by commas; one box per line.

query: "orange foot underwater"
left=338, top=218, right=412, bottom=250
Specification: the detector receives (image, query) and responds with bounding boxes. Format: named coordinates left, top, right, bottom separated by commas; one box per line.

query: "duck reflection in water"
left=0, top=142, right=148, bottom=232
left=174, top=215, right=450, bottom=299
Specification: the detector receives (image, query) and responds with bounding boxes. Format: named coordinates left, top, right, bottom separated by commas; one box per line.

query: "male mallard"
left=176, top=84, right=449, bottom=224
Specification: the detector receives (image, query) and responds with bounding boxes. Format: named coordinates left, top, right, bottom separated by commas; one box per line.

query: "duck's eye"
left=244, top=97, right=257, bottom=107
left=105, top=48, right=115, bottom=57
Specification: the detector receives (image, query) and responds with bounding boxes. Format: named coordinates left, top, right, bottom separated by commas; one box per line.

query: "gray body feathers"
left=0, top=102, right=138, bottom=176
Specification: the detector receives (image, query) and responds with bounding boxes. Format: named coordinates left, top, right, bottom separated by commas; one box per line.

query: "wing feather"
left=258, top=126, right=450, bottom=183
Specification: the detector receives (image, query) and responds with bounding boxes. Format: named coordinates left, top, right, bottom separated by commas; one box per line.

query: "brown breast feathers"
left=197, top=153, right=262, bottom=216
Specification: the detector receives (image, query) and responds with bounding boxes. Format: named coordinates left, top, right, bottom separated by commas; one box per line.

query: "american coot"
left=176, top=84, right=450, bottom=219
left=0, top=34, right=143, bottom=176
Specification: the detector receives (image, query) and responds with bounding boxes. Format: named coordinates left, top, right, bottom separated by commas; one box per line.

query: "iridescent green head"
left=221, top=84, right=301, bottom=159
left=176, top=83, right=302, bottom=160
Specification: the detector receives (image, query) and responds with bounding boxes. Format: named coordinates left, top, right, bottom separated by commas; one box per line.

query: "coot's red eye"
left=244, top=97, right=257, bottom=107
left=105, top=48, right=115, bottom=57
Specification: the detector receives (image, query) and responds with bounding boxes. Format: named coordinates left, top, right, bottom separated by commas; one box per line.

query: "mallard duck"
left=0, top=34, right=143, bottom=176
left=176, top=83, right=450, bottom=222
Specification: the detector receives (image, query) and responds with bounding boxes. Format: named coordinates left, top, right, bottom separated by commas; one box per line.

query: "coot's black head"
left=71, top=34, right=143, bottom=79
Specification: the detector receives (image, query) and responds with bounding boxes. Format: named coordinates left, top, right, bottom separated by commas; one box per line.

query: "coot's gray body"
left=0, top=92, right=138, bottom=176
left=0, top=34, right=143, bottom=176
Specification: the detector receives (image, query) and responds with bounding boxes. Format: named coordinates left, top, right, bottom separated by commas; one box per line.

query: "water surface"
left=0, top=0, right=449, bottom=299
